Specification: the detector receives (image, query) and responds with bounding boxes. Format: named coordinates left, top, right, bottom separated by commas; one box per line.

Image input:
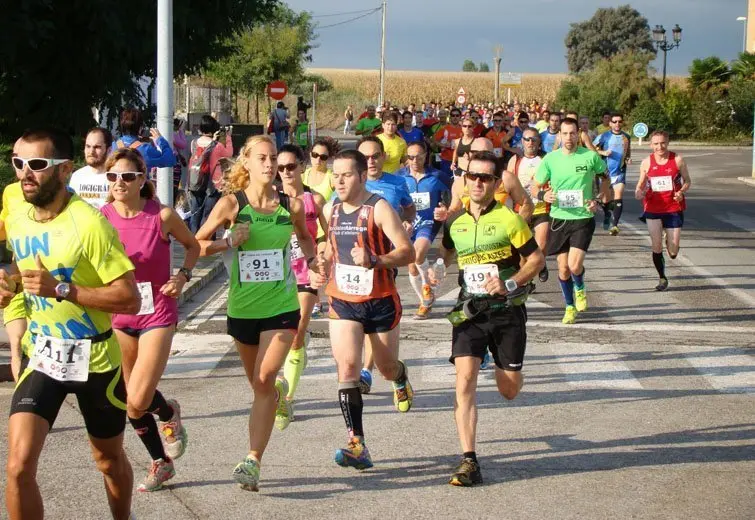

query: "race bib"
left=136, top=282, right=155, bottom=315
left=411, top=192, right=431, bottom=211
left=650, top=176, right=673, bottom=192
left=463, top=264, right=499, bottom=295
left=238, top=249, right=284, bottom=282
left=289, top=235, right=304, bottom=262
left=493, top=147, right=503, bottom=158
left=557, top=189, right=584, bottom=209
left=32, top=336, right=91, bottom=382
left=335, top=264, right=374, bottom=296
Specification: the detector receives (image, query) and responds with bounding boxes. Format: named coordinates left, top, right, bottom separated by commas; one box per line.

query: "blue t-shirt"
left=366, top=172, right=413, bottom=212
left=112, top=135, right=175, bottom=171
left=540, top=130, right=558, bottom=153
left=398, top=127, right=425, bottom=145
left=397, top=167, right=449, bottom=224
left=510, top=127, right=524, bottom=149
left=593, top=131, right=630, bottom=177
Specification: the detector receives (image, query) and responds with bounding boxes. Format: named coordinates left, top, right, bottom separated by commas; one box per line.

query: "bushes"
left=629, top=99, right=671, bottom=135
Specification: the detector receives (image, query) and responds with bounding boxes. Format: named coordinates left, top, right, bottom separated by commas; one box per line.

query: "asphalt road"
left=1, top=147, right=754, bottom=520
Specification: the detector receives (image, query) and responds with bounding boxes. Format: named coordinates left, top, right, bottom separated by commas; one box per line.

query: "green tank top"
left=294, top=122, right=309, bottom=147
left=228, top=191, right=299, bottom=319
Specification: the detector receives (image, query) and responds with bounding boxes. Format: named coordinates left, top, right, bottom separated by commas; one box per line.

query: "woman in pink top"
left=277, top=144, right=328, bottom=423
left=101, top=148, right=200, bottom=492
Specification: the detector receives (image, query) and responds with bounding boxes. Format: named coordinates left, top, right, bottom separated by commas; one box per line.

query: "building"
left=748, top=0, right=755, bottom=52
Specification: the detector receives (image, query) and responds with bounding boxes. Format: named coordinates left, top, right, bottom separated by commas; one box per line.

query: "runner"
left=553, top=111, right=598, bottom=152
left=277, top=144, right=329, bottom=427
left=634, top=131, right=691, bottom=291
left=355, top=136, right=416, bottom=393
left=539, top=112, right=561, bottom=153
left=481, top=112, right=512, bottom=160
left=291, top=109, right=311, bottom=150
left=397, top=141, right=450, bottom=319
left=355, top=105, right=382, bottom=137
left=195, top=135, right=322, bottom=491
left=432, top=108, right=463, bottom=178
left=509, top=127, right=550, bottom=282
left=534, top=118, right=609, bottom=324
left=377, top=111, right=408, bottom=174
left=69, top=127, right=112, bottom=209
left=101, top=148, right=199, bottom=492
left=594, top=112, right=631, bottom=235
left=1, top=128, right=140, bottom=520
left=451, top=116, right=477, bottom=175
left=316, top=149, right=415, bottom=470
left=594, top=111, right=612, bottom=135
left=398, top=110, right=425, bottom=145
left=432, top=150, right=544, bottom=487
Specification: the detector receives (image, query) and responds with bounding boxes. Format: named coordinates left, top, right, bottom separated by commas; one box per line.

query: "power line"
left=311, top=7, right=380, bottom=18
left=316, top=8, right=381, bottom=29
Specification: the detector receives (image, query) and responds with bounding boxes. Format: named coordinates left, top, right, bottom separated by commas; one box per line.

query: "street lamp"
left=737, top=17, right=747, bottom=53
left=652, top=24, right=682, bottom=93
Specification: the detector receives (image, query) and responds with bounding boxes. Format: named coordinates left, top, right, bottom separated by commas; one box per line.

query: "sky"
left=283, top=0, right=749, bottom=75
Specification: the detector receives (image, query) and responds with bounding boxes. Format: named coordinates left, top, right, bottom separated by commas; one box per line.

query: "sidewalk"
left=0, top=250, right=224, bottom=382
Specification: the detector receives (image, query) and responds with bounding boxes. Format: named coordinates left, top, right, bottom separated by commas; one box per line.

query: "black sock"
left=394, top=360, right=407, bottom=383
left=602, top=203, right=611, bottom=221
left=652, top=252, right=666, bottom=279
left=149, top=390, right=173, bottom=422
left=612, top=199, right=623, bottom=226
left=129, top=414, right=169, bottom=461
left=463, top=451, right=478, bottom=463
left=338, top=385, right=364, bottom=438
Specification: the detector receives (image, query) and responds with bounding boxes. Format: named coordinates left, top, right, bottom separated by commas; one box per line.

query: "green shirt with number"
left=294, top=122, right=309, bottom=148
left=535, top=147, right=606, bottom=221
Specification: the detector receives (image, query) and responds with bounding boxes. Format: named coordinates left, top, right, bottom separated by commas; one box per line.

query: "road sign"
left=457, top=87, right=466, bottom=105
left=500, top=72, right=522, bottom=87
left=633, top=122, right=649, bottom=138
left=267, top=80, right=288, bottom=101
left=458, top=87, right=466, bottom=96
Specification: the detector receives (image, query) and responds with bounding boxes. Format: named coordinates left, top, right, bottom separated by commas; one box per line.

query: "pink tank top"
left=289, top=189, right=318, bottom=285
left=101, top=199, right=178, bottom=329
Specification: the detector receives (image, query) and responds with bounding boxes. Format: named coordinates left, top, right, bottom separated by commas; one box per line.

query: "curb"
left=178, top=259, right=225, bottom=307
left=737, top=177, right=755, bottom=188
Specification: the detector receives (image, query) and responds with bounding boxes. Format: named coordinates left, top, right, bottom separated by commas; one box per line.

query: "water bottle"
left=434, top=258, right=446, bottom=282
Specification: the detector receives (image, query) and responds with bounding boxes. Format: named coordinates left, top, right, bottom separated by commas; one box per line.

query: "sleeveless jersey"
left=513, top=155, right=548, bottom=216
left=455, top=137, right=474, bottom=162
left=102, top=199, right=177, bottom=330
left=644, top=152, right=686, bottom=214
left=227, top=191, right=299, bottom=319
left=325, top=193, right=397, bottom=302
left=303, top=167, right=334, bottom=201
left=289, top=188, right=318, bottom=285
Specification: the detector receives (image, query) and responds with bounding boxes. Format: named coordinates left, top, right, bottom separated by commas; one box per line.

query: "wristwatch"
left=55, top=282, right=71, bottom=302
left=178, top=267, right=192, bottom=282
left=504, top=279, right=518, bottom=293
left=368, top=254, right=378, bottom=269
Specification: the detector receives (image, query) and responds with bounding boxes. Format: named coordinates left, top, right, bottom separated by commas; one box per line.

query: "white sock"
left=409, top=273, right=423, bottom=301
left=417, top=259, right=430, bottom=286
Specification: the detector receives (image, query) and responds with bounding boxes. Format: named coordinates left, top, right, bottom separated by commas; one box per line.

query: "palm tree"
left=730, top=52, right=755, bottom=81
left=688, top=56, right=731, bottom=90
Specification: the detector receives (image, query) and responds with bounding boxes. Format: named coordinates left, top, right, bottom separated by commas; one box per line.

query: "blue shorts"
left=412, top=220, right=442, bottom=243
left=640, top=211, right=684, bottom=229
left=609, top=173, right=626, bottom=186
left=328, top=294, right=402, bottom=334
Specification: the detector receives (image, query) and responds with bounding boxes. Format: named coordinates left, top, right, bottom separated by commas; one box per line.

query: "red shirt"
left=643, top=152, right=686, bottom=214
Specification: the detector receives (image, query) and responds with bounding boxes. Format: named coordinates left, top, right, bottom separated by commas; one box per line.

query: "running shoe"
left=538, top=267, right=549, bottom=283
left=311, top=302, right=322, bottom=319
left=562, top=305, right=578, bottom=325
left=335, top=437, right=373, bottom=470
left=421, top=284, right=435, bottom=307
left=655, top=278, right=669, bottom=292
left=480, top=351, right=491, bottom=370
left=137, top=458, right=175, bottom=492
left=449, top=457, right=483, bottom=487
left=232, top=456, right=260, bottom=491
left=392, top=363, right=414, bottom=413
left=413, top=304, right=431, bottom=320
left=160, top=399, right=187, bottom=460
left=358, top=368, right=372, bottom=394
left=574, top=288, right=588, bottom=312
left=274, top=376, right=292, bottom=431
left=609, top=225, right=620, bottom=236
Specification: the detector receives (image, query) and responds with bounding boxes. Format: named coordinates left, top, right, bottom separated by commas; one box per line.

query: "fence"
left=174, top=84, right=232, bottom=115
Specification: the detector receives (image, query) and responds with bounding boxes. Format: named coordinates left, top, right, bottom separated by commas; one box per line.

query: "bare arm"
left=635, top=157, right=651, bottom=199
left=503, top=171, right=533, bottom=221
left=196, top=195, right=240, bottom=256
left=290, top=197, right=317, bottom=261
left=68, top=274, right=140, bottom=314
left=161, top=206, right=200, bottom=271
left=313, top=192, right=329, bottom=237
left=677, top=155, right=692, bottom=193
left=510, top=247, right=545, bottom=288
left=372, top=200, right=415, bottom=268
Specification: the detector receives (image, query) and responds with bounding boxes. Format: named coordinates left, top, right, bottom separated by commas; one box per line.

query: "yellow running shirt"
left=377, top=133, right=408, bottom=173
left=6, top=195, right=134, bottom=373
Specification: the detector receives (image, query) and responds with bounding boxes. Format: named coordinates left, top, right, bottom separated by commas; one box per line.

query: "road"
left=1, top=147, right=754, bottom=519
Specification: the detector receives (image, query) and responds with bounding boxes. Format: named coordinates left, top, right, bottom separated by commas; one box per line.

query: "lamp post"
left=737, top=17, right=747, bottom=52
left=652, top=24, right=682, bottom=93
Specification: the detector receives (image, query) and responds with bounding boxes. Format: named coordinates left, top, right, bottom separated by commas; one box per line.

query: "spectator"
left=114, top=107, right=175, bottom=171
left=269, top=101, right=290, bottom=150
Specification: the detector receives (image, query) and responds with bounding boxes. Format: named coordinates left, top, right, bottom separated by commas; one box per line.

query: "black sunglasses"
left=465, top=172, right=496, bottom=182
left=311, top=152, right=329, bottom=161
left=106, top=171, right=143, bottom=182
left=277, top=163, right=298, bottom=173
left=522, top=137, right=538, bottom=142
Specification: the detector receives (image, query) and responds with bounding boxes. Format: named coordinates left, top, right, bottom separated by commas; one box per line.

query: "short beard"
left=25, top=170, right=64, bottom=208
left=86, top=156, right=106, bottom=169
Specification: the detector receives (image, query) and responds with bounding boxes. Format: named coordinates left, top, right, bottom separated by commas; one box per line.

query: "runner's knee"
left=92, top=449, right=127, bottom=476
left=6, top=455, right=36, bottom=485
left=251, top=373, right=277, bottom=395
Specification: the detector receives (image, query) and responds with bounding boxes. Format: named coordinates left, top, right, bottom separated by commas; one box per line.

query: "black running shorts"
left=227, top=310, right=301, bottom=346
left=546, top=217, right=596, bottom=256
left=450, top=305, right=528, bottom=371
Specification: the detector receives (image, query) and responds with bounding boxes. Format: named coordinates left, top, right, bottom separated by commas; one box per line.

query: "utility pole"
left=493, top=45, right=503, bottom=106
left=156, top=0, right=173, bottom=207
left=378, top=0, right=387, bottom=107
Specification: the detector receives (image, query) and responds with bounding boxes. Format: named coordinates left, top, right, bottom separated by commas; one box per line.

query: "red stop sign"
left=267, top=80, right=288, bottom=101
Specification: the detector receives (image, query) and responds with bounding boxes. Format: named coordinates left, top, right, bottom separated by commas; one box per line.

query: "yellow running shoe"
left=574, top=288, right=588, bottom=312
left=562, top=305, right=578, bottom=325
left=392, top=361, right=413, bottom=413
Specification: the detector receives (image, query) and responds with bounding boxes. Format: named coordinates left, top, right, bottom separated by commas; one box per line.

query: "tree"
left=731, top=52, right=755, bottom=81
left=479, top=62, right=490, bottom=72
left=688, top=57, right=731, bottom=91
left=0, top=0, right=278, bottom=137
left=565, top=5, right=656, bottom=73
left=462, top=60, right=478, bottom=72
left=205, top=5, right=315, bottom=122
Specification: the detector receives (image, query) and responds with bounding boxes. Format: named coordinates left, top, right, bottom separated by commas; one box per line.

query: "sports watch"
left=55, top=282, right=71, bottom=302
left=178, top=267, right=193, bottom=282
left=504, top=279, right=518, bottom=293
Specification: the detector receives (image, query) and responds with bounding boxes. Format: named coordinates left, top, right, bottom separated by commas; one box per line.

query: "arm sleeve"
left=142, top=138, right=176, bottom=168
left=441, top=220, right=455, bottom=250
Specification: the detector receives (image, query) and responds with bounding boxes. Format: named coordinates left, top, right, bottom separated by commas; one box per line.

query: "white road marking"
left=525, top=320, right=755, bottom=334
left=183, top=287, right=229, bottom=330
left=163, top=333, right=233, bottom=379
left=676, top=345, right=755, bottom=394
left=544, top=342, right=643, bottom=390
